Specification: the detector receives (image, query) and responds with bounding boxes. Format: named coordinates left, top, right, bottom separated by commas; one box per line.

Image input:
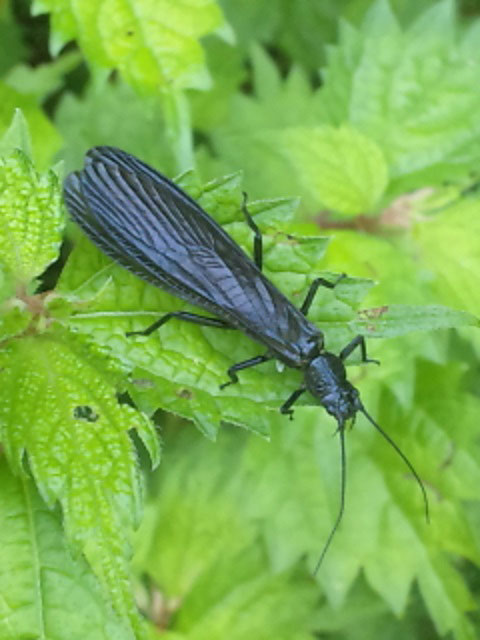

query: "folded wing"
left=64, top=147, right=318, bottom=363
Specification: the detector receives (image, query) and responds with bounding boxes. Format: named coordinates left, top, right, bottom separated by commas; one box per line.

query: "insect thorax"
left=304, top=353, right=360, bottom=423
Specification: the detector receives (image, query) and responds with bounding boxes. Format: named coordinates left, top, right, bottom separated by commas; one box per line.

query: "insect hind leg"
left=220, top=353, right=271, bottom=390
left=300, top=273, right=346, bottom=316
left=126, top=311, right=232, bottom=337
left=241, top=191, right=263, bottom=271
left=339, top=334, right=379, bottom=365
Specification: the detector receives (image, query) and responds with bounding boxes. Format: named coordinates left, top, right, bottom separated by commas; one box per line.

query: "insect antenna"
left=313, top=423, right=347, bottom=575
left=359, top=404, right=430, bottom=522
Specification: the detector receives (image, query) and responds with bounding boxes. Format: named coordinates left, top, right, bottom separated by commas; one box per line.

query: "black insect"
left=64, top=146, right=429, bottom=571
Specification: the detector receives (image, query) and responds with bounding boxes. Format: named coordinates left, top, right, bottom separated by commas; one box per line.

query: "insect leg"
left=241, top=191, right=263, bottom=271
left=127, top=312, right=232, bottom=337
left=280, top=386, right=307, bottom=420
left=300, top=273, right=346, bottom=316
left=219, top=354, right=271, bottom=389
left=339, top=335, right=379, bottom=365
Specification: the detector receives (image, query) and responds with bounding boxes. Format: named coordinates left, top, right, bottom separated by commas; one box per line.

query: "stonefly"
left=64, top=146, right=429, bottom=572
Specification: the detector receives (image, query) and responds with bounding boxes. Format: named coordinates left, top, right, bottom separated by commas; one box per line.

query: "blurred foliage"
left=1, top=1, right=480, bottom=639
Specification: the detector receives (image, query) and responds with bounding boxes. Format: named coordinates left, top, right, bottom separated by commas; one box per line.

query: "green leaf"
left=176, top=557, right=318, bottom=640
left=417, top=557, right=477, bottom=640
left=34, top=0, right=226, bottom=91
left=352, top=304, right=479, bottom=338
left=283, top=125, right=389, bottom=215
left=133, top=426, right=319, bottom=640
left=0, top=148, right=63, bottom=286
left=190, top=37, right=246, bottom=132
left=0, top=458, right=135, bottom=640
left=197, top=2, right=480, bottom=207
left=414, top=196, right=480, bottom=316
left=0, top=300, right=33, bottom=341
left=5, top=50, right=82, bottom=102
left=55, top=78, right=175, bottom=175
left=219, top=0, right=381, bottom=72
left=0, top=2, right=26, bottom=75
left=0, top=83, right=62, bottom=170
left=138, top=361, right=480, bottom=639
left=0, top=108, right=33, bottom=159
left=313, top=574, right=447, bottom=639
left=0, top=329, right=158, bottom=637
left=218, top=0, right=281, bottom=52
left=133, top=425, right=258, bottom=596
left=317, top=0, right=480, bottom=196
left=313, top=226, right=429, bottom=306
left=0, top=264, right=16, bottom=308
left=195, top=45, right=326, bottom=205
left=273, top=0, right=352, bottom=70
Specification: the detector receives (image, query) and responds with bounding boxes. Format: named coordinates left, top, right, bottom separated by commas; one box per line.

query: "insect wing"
left=64, top=147, right=317, bottom=362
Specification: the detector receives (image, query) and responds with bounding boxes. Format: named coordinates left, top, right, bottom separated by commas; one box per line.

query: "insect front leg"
left=280, top=386, right=307, bottom=420
left=300, top=273, right=346, bottom=316
left=241, top=191, right=263, bottom=271
left=219, top=353, right=271, bottom=390
left=126, top=311, right=233, bottom=337
left=339, top=335, right=380, bottom=365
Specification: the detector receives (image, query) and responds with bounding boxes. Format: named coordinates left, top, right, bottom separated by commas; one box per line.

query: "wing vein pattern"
left=64, top=146, right=320, bottom=365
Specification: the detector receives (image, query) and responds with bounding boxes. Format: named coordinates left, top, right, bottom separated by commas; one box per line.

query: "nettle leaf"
left=313, top=575, right=444, bottom=640
left=0, top=458, right=134, bottom=640
left=0, top=108, right=33, bottom=159
left=414, top=196, right=480, bottom=316
left=0, top=147, right=63, bottom=286
left=0, top=83, right=62, bottom=169
left=139, top=362, right=480, bottom=639
left=197, top=2, right=480, bottom=209
left=0, top=2, right=26, bottom=75
left=60, top=173, right=372, bottom=438
left=33, top=0, right=226, bottom=91
left=369, top=360, right=480, bottom=638
left=0, top=329, right=159, bottom=637
left=5, top=50, right=82, bottom=102
left=315, top=227, right=429, bottom=306
left=189, top=37, right=246, bottom=132
left=172, top=556, right=318, bottom=640
left=195, top=45, right=326, bottom=204
left=0, top=300, right=33, bottom=341
left=133, top=425, right=319, bottom=640
left=352, top=304, right=479, bottom=338
left=283, top=125, right=388, bottom=216
left=55, top=78, right=175, bottom=175
left=218, top=0, right=281, bottom=52
left=317, top=0, right=480, bottom=196
left=274, top=0, right=353, bottom=71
